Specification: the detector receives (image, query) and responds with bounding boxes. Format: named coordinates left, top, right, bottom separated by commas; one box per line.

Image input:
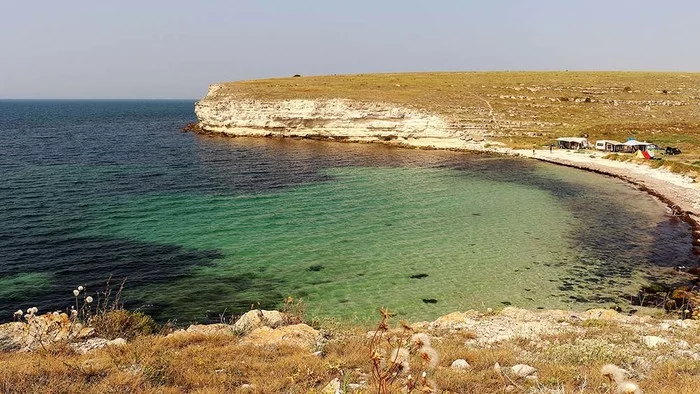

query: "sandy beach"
left=519, top=147, right=700, bottom=220
left=414, top=137, right=700, bottom=228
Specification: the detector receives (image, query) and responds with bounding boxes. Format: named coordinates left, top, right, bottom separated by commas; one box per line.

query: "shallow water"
left=0, top=100, right=695, bottom=323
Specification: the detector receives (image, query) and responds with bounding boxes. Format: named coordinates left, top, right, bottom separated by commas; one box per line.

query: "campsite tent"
left=635, top=149, right=654, bottom=159
left=595, top=140, right=624, bottom=152
left=556, top=137, right=589, bottom=150
left=623, top=139, right=653, bottom=152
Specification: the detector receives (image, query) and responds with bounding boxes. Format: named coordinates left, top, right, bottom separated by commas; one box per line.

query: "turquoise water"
left=83, top=166, right=574, bottom=321
left=0, top=101, right=695, bottom=323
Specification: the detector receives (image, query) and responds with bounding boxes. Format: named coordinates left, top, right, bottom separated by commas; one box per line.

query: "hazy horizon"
left=2, top=0, right=700, bottom=99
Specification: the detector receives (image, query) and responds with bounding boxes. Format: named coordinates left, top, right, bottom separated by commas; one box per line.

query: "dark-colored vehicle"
left=666, top=147, right=682, bottom=155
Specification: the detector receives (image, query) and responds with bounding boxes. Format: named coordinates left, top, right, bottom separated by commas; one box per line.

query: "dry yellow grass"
left=2, top=321, right=700, bottom=393
left=215, top=71, right=700, bottom=170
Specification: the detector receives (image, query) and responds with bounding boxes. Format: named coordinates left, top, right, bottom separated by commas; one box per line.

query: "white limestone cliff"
left=194, top=85, right=490, bottom=148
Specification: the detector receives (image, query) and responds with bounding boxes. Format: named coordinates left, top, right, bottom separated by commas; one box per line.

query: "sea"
left=0, top=100, right=695, bottom=324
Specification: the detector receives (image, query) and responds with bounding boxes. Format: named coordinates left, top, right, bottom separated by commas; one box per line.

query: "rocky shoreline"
left=3, top=306, right=698, bottom=356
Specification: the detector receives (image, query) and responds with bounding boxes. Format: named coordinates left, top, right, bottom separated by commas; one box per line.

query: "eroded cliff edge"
left=194, top=84, right=487, bottom=148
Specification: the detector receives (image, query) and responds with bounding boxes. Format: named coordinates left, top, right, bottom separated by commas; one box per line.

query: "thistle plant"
left=9, top=276, right=158, bottom=352
left=369, top=308, right=439, bottom=394
left=71, top=284, right=95, bottom=323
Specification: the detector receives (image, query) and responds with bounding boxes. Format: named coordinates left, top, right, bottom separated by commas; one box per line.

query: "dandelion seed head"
left=601, top=364, right=626, bottom=384
left=78, top=286, right=84, bottom=291
left=390, top=348, right=410, bottom=372
left=85, top=296, right=93, bottom=303
left=14, top=309, right=23, bottom=316
left=616, top=380, right=642, bottom=394
left=419, top=346, right=440, bottom=370
left=73, top=289, right=80, bottom=297
left=411, top=333, right=432, bottom=349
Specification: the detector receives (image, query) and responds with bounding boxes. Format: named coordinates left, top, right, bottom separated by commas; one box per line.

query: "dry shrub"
left=281, top=296, right=306, bottom=325
left=323, top=332, right=370, bottom=370
left=90, top=309, right=158, bottom=340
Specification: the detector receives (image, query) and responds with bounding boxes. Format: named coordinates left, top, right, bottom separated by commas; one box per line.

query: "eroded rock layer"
left=195, top=84, right=481, bottom=147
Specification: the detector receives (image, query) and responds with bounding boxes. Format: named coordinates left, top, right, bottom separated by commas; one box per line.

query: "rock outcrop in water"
left=195, top=84, right=478, bottom=147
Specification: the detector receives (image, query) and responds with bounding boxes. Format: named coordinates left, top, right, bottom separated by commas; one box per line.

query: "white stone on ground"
left=642, top=335, right=670, bottom=348
left=511, top=364, right=537, bottom=377
left=450, top=359, right=471, bottom=370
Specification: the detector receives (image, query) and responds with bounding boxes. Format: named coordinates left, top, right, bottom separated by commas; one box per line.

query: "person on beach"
left=532, top=145, right=536, bottom=155
left=550, top=144, right=553, bottom=153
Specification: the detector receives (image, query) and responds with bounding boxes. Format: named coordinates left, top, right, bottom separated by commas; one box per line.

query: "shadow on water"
left=0, top=234, right=224, bottom=322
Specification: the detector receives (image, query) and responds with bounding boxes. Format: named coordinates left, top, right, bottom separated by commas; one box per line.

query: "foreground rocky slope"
left=2, top=307, right=699, bottom=392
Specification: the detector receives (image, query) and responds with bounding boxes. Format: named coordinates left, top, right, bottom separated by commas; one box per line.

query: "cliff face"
left=194, top=84, right=487, bottom=147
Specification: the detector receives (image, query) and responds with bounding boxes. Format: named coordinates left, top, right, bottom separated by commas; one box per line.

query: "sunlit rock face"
left=195, top=85, right=489, bottom=146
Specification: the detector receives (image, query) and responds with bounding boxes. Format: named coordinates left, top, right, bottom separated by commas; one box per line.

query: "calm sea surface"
left=0, top=100, right=695, bottom=323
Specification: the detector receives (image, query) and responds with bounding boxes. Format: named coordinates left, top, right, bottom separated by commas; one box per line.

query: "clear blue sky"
left=2, top=0, right=699, bottom=99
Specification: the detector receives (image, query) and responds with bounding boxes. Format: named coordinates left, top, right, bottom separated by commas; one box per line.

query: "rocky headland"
left=195, top=84, right=466, bottom=146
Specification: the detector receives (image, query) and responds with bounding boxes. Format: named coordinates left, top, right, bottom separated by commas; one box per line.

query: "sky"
left=1, top=0, right=699, bottom=99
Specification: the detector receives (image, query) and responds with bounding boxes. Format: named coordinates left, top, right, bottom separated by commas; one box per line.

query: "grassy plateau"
left=216, top=72, right=700, bottom=173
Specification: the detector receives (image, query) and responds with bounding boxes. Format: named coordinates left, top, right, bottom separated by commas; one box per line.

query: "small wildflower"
left=13, top=309, right=23, bottom=320
left=29, top=307, right=38, bottom=314
left=73, top=289, right=80, bottom=297
left=85, top=296, right=93, bottom=303
left=78, top=286, right=84, bottom=291
left=71, top=309, right=78, bottom=318
left=379, top=308, right=394, bottom=319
